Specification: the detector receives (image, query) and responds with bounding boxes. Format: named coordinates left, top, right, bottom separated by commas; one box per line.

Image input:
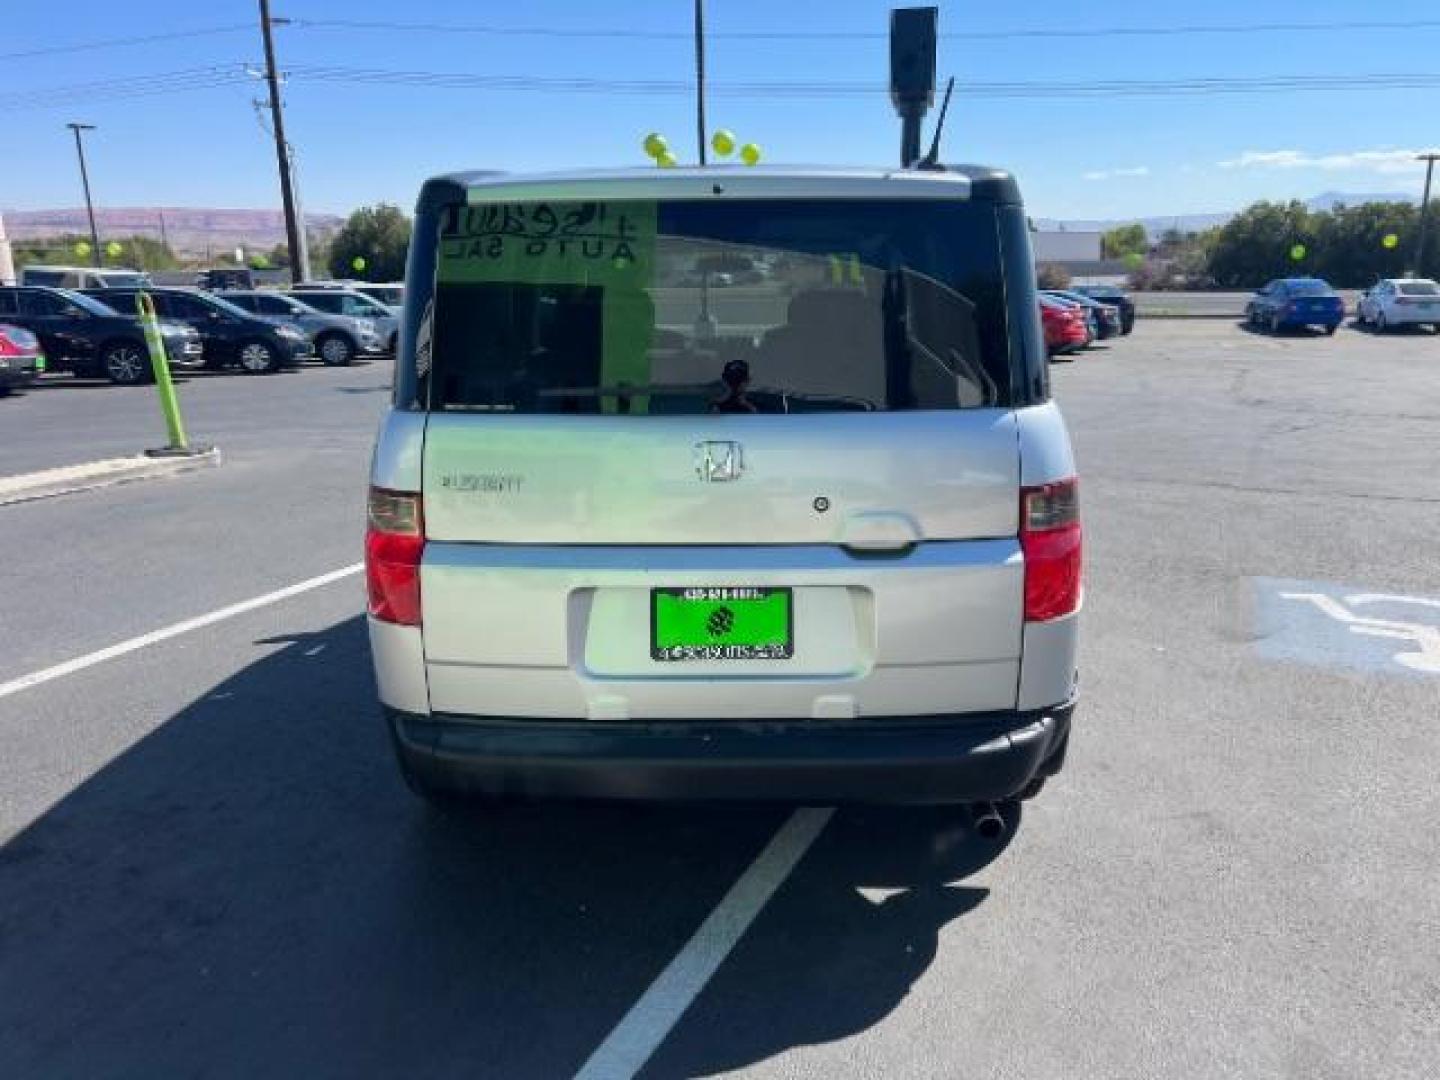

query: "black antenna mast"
left=918, top=77, right=955, bottom=170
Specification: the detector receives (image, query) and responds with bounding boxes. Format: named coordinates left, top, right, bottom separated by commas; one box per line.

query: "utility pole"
left=694, top=0, right=707, bottom=165
left=66, top=122, right=102, bottom=268
left=258, top=0, right=305, bottom=282
left=1414, top=152, right=1439, bottom=278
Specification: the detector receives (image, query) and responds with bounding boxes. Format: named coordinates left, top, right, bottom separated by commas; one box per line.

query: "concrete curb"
left=0, top=447, right=222, bottom=508
left=1137, top=311, right=1243, bottom=320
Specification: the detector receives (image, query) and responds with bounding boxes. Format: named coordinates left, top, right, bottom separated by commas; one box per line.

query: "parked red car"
left=1040, top=295, right=1088, bottom=360
left=0, top=322, right=44, bottom=395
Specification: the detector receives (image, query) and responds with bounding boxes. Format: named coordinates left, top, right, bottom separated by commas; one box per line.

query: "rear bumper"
left=388, top=700, right=1074, bottom=804
left=1382, top=308, right=1440, bottom=325
left=0, top=359, right=41, bottom=386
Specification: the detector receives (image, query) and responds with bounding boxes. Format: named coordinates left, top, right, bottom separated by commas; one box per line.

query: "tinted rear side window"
left=425, top=198, right=1016, bottom=414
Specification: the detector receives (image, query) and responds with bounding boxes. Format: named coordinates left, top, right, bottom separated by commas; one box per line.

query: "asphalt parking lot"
left=1, top=321, right=1437, bottom=1078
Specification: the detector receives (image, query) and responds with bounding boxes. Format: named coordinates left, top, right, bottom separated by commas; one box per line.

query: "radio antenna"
left=918, top=77, right=955, bottom=170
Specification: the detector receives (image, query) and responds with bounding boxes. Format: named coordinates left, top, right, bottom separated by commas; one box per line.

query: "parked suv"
left=86, top=287, right=311, bottom=374
left=290, top=287, right=399, bottom=353
left=0, top=286, right=203, bottom=384
left=19, top=265, right=151, bottom=290
left=222, top=290, right=386, bottom=366
left=367, top=166, right=1081, bottom=809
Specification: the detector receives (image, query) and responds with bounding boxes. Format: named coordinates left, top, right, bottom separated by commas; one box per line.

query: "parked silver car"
left=366, top=166, right=1081, bottom=811
left=221, top=290, right=387, bottom=366
left=289, top=287, right=399, bottom=353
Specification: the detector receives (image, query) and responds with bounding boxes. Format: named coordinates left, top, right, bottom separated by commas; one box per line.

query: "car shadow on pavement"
left=640, top=803, right=1012, bottom=1078
left=0, top=615, right=1014, bottom=1079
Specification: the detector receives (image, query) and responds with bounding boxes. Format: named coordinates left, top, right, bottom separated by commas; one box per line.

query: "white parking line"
left=0, top=564, right=363, bottom=701
left=573, top=806, right=835, bottom=1080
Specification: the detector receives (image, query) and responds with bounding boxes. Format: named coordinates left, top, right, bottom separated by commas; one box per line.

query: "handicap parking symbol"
left=1253, top=578, right=1440, bottom=678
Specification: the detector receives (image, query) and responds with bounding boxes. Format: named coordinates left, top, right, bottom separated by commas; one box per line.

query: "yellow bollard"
left=136, top=292, right=191, bottom=453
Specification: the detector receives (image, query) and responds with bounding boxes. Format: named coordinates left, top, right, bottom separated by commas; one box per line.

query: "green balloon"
left=739, top=143, right=762, bottom=167
left=74, top=241, right=91, bottom=257
left=351, top=256, right=367, bottom=272
left=1289, top=244, right=1307, bottom=261
left=105, top=241, right=123, bottom=258
left=643, top=132, right=669, bottom=160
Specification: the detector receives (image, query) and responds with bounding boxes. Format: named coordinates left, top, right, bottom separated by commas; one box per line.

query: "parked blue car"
left=1245, top=278, right=1345, bottom=335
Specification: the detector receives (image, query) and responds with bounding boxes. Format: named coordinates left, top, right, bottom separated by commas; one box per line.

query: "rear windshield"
left=425, top=198, right=1014, bottom=414
left=1286, top=280, right=1334, bottom=297
left=99, top=273, right=150, bottom=288
left=1398, top=281, right=1440, bottom=296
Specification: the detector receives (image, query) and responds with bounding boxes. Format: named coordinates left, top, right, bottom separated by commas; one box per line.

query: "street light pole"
left=1414, top=153, right=1439, bottom=278
left=66, top=122, right=102, bottom=268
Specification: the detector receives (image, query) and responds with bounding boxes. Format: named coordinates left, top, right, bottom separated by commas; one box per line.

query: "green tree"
left=12, top=233, right=179, bottom=271
left=328, top=203, right=412, bottom=281
left=1101, top=223, right=1148, bottom=260
left=1205, top=201, right=1317, bottom=288
left=1311, top=202, right=1416, bottom=287
left=1036, top=262, right=1072, bottom=290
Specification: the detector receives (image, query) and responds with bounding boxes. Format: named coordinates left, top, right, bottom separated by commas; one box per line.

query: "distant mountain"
left=0, top=207, right=345, bottom=256
left=1034, top=212, right=1232, bottom=237
left=1036, top=192, right=1420, bottom=239
left=1305, top=191, right=1414, bottom=211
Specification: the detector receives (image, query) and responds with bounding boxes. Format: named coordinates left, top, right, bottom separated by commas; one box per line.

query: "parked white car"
left=365, top=165, right=1081, bottom=818
left=1356, top=278, right=1440, bottom=332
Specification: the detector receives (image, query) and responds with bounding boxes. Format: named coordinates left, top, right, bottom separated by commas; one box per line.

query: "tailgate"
left=422, top=410, right=1018, bottom=545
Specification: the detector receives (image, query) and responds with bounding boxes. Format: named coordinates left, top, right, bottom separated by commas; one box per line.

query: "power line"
left=10, top=64, right=1440, bottom=112
left=282, top=65, right=1440, bottom=100
left=0, top=66, right=252, bottom=111
left=287, top=15, right=1440, bottom=42
left=0, top=24, right=252, bottom=62
left=6, top=13, right=1438, bottom=68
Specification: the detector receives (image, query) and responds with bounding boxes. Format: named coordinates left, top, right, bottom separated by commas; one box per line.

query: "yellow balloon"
left=1383, top=233, right=1400, bottom=249
left=740, top=142, right=762, bottom=166
left=105, top=241, right=123, bottom=258
left=711, top=129, right=736, bottom=157
left=74, top=241, right=91, bottom=257
left=657, top=150, right=678, bottom=168
left=643, top=132, right=668, bottom=160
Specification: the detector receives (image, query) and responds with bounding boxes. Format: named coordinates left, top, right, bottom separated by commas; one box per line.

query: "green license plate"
left=651, top=587, right=793, bottom=662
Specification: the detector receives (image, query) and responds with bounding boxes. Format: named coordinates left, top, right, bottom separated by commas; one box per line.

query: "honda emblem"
left=694, top=441, right=744, bottom=482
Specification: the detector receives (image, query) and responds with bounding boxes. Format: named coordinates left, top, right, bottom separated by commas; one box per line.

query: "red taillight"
left=366, top=487, right=424, bottom=626
left=1020, top=478, right=1082, bottom=622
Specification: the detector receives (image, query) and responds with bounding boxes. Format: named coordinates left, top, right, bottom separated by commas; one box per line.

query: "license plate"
left=651, top=587, right=793, bottom=662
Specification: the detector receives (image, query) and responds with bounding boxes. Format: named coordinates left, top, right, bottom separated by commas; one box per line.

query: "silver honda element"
left=367, top=165, right=1080, bottom=808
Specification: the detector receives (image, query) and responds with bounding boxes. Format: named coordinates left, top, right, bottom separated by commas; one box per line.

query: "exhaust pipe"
left=970, top=800, right=1007, bottom=840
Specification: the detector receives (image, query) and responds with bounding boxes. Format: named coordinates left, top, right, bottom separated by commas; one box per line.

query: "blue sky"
left=4, top=0, right=1440, bottom=220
